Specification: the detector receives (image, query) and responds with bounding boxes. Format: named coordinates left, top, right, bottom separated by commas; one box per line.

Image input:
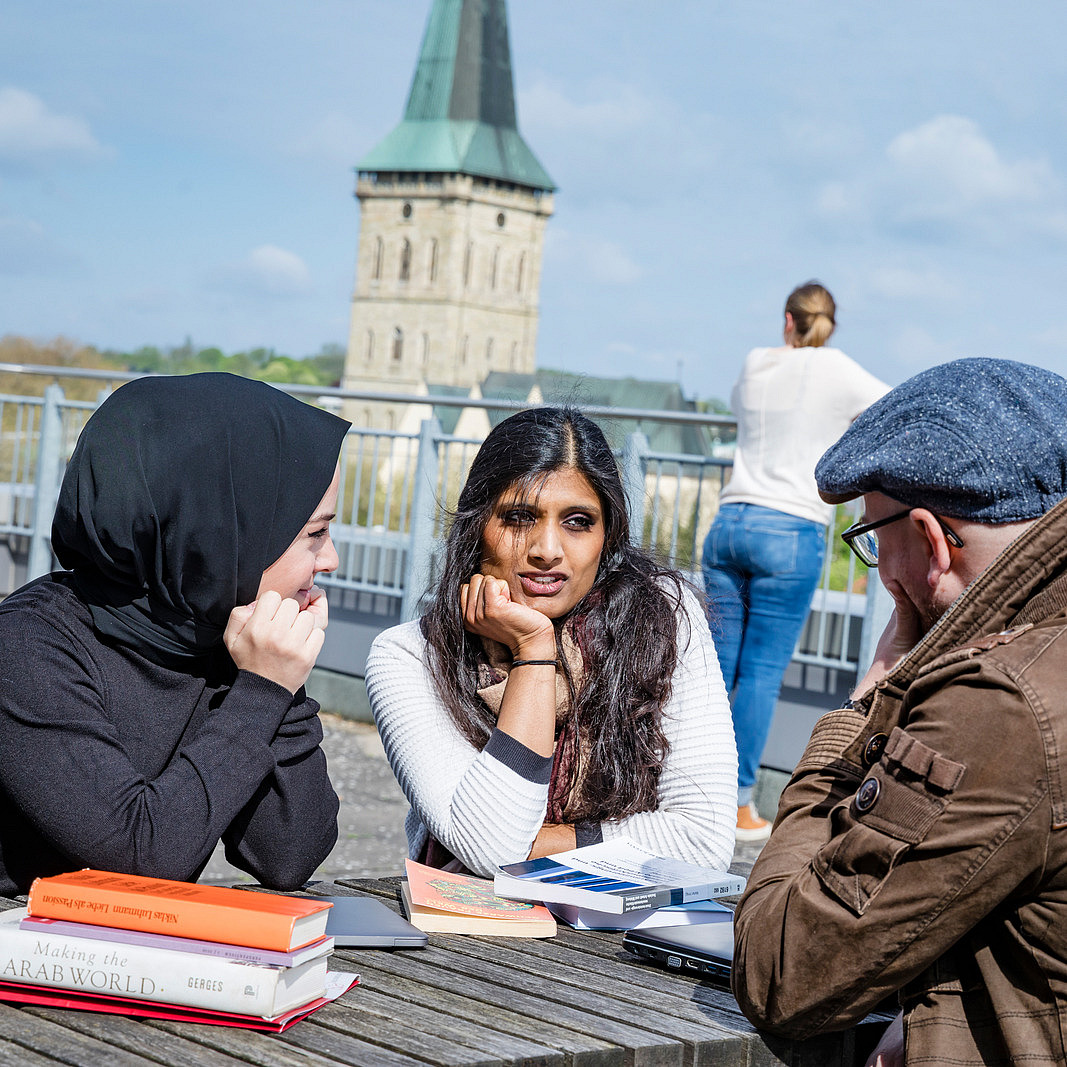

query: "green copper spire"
left=358, top=0, right=555, bottom=192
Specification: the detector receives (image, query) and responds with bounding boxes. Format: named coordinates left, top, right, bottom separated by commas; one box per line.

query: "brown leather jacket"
left=733, top=496, right=1067, bottom=1065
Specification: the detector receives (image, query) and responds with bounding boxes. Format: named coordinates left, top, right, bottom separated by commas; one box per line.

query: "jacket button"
left=855, top=777, right=881, bottom=813
left=863, top=733, right=889, bottom=765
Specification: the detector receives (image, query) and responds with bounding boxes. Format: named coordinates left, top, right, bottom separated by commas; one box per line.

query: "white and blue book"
left=494, top=839, right=746, bottom=915
left=548, top=897, right=733, bottom=931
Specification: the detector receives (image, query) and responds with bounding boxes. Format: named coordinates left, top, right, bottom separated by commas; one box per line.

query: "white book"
left=19, top=913, right=333, bottom=968
left=547, top=898, right=733, bottom=931
left=494, top=839, right=746, bottom=915
left=0, top=909, right=327, bottom=1019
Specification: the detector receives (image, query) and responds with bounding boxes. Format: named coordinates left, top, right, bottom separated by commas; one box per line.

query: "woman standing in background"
left=702, top=282, right=887, bottom=840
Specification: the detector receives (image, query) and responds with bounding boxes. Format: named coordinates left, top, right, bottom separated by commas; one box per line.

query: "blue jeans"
left=701, top=503, right=826, bottom=804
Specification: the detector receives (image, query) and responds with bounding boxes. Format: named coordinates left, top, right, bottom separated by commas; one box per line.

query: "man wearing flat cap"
left=733, top=357, right=1067, bottom=1066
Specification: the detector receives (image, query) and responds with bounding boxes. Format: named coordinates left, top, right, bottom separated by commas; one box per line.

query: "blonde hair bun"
left=786, top=281, right=836, bottom=348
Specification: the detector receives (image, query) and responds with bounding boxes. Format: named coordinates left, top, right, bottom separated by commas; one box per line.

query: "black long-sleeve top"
left=0, top=575, right=339, bottom=894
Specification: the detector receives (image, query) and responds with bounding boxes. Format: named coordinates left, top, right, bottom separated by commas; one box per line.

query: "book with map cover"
left=401, top=860, right=556, bottom=937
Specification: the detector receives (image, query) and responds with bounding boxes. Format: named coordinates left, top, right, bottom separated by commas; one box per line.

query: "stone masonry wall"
left=342, top=173, right=553, bottom=429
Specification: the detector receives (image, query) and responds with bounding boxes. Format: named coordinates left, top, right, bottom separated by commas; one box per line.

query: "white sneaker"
left=736, top=803, right=772, bottom=842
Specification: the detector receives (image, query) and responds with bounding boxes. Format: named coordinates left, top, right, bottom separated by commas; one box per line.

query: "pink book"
left=0, top=972, right=359, bottom=1032
left=19, top=911, right=332, bottom=967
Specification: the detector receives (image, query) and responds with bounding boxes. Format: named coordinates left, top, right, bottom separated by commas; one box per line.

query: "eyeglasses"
left=841, top=509, right=965, bottom=567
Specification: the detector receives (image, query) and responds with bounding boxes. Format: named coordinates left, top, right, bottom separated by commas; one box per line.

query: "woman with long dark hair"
left=0, top=373, right=349, bottom=893
left=366, top=407, right=736, bottom=877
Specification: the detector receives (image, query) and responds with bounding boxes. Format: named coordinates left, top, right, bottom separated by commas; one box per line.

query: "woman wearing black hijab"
left=0, top=373, right=350, bottom=893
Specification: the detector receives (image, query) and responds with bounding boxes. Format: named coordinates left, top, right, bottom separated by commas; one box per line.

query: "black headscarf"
left=51, top=373, right=350, bottom=663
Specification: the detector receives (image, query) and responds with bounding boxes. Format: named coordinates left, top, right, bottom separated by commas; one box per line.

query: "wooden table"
left=0, top=878, right=891, bottom=1066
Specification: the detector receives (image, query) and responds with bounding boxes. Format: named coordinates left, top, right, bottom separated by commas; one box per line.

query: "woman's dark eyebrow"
left=498, top=500, right=601, bottom=515
left=309, top=511, right=336, bottom=524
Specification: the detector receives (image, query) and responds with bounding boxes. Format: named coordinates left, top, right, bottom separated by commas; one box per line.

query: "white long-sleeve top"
left=721, top=345, right=888, bottom=525
left=365, top=586, right=737, bottom=877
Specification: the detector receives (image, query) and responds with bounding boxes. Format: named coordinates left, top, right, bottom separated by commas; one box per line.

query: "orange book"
left=26, top=870, right=331, bottom=952
left=402, top=859, right=556, bottom=937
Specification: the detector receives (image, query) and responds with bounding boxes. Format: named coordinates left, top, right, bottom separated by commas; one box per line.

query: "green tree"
left=6, top=334, right=346, bottom=391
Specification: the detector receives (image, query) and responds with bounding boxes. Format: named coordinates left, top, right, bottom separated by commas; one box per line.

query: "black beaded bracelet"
left=510, top=659, right=557, bottom=668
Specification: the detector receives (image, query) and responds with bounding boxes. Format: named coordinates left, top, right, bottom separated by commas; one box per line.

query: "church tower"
left=343, top=0, right=555, bottom=426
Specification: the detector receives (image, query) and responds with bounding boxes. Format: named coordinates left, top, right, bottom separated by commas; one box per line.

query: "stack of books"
left=0, top=869, right=358, bottom=1032
left=493, top=839, right=746, bottom=931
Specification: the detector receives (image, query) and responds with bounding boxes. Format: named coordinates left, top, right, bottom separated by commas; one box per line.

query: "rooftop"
left=358, top=0, right=555, bottom=193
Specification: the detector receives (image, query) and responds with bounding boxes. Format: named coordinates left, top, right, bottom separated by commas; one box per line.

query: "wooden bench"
left=0, top=878, right=892, bottom=1066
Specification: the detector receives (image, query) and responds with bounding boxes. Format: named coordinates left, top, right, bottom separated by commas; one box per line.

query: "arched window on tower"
left=428, top=239, right=438, bottom=284
left=460, top=336, right=469, bottom=366
left=490, top=248, right=499, bottom=291
left=399, top=239, right=411, bottom=282
left=516, top=252, right=526, bottom=294
left=486, top=337, right=494, bottom=368
left=510, top=342, right=519, bottom=371
left=392, top=327, right=404, bottom=362
left=365, top=330, right=375, bottom=362
left=421, top=332, right=430, bottom=366
left=372, top=238, right=383, bottom=281
left=463, top=243, right=473, bottom=288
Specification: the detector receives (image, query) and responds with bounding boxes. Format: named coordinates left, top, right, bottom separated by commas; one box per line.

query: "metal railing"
left=0, top=375, right=886, bottom=680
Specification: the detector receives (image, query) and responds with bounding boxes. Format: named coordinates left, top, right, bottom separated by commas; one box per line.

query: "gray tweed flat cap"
left=815, top=357, right=1067, bottom=523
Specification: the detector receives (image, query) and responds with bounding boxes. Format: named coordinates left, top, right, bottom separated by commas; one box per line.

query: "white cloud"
left=213, top=245, right=313, bottom=298
left=867, top=266, right=961, bottom=303
left=816, top=114, right=1066, bottom=243
left=887, top=115, right=1056, bottom=211
left=0, top=87, right=106, bottom=169
left=0, top=214, right=78, bottom=274
left=816, top=181, right=864, bottom=221
left=518, top=78, right=720, bottom=198
left=287, top=112, right=365, bottom=165
left=888, top=325, right=961, bottom=371
left=519, top=80, right=657, bottom=138
left=244, top=245, right=312, bottom=295
left=1039, top=210, right=1067, bottom=240
left=546, top=229, right=642, bottom=286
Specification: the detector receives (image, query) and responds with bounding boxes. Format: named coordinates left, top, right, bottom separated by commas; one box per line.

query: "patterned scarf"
left=474, top=627, right=587, bottom=823
left=418, top=623, right=589, bottom=872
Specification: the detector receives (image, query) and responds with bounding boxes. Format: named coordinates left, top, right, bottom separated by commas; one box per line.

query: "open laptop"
left=322, top=896, right=428, bottom=948
left=623, top=919, right=734, bottom=981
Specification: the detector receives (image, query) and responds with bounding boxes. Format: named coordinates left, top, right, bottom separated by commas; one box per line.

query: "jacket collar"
left=860, top=495, right=1067, bottom=718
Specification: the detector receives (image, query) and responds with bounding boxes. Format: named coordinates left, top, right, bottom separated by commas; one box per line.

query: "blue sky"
left=2, top=1, right=1065, bottom=401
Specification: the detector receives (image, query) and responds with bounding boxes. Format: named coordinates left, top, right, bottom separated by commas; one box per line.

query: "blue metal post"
left=27, top=384, right=65, bottom=580
left=621, top=431, right=650, bottom=544
left=400, top=417, right=443, bottom=622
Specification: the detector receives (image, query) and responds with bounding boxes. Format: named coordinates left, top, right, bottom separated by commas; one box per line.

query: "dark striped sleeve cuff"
left=484, top=729, right=553, bottom=784
left=574, top=820, right=604, bottom=847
